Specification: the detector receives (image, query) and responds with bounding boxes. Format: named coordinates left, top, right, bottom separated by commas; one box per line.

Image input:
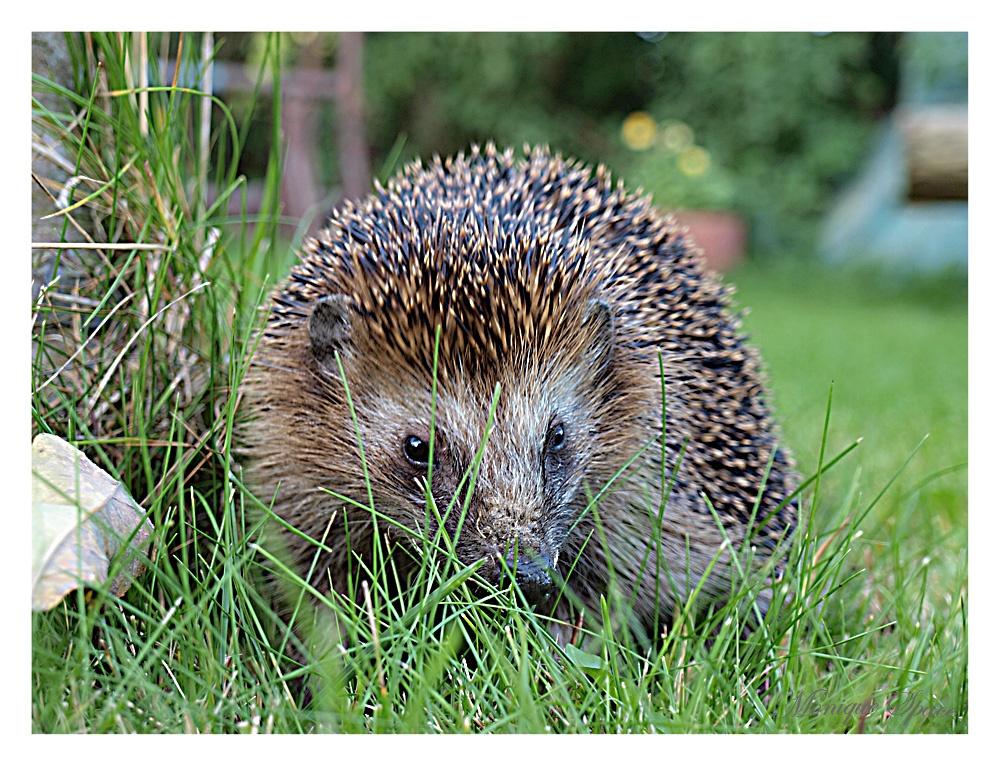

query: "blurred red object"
left=672, top=210, right=747, bottom=273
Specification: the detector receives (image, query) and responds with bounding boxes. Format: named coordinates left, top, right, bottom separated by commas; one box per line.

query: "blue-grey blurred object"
left=819, top=32, right=967, bottom=273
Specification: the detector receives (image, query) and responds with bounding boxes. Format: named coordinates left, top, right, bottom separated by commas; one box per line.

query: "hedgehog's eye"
left=403, top=435, right=431, bottom=466
left=546, top=422, right=566, bottom=452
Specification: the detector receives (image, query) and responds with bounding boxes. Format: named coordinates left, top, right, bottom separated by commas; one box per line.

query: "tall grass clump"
left=31, top=31, right=300, bottom=732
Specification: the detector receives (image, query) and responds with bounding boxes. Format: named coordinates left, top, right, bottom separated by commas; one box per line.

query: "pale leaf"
left=31, top=433, right=153, bottom=611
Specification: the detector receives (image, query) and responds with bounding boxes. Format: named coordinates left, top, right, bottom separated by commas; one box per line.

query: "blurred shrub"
left=632, top=32, right=893, bottom=252
left=223, top=32, right=897, bottom=255
left=364, top=32, right=650, bottom=168
left=622, top=114, right=740, bottom=211
left=362, top=32, right=894, bottom=254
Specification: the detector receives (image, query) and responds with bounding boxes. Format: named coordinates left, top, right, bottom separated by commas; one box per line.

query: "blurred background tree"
left=219, top=31, right=901, bottom=255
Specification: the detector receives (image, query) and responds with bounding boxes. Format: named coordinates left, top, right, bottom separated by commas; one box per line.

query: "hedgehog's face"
left=308, top=293, right=619, bottom=606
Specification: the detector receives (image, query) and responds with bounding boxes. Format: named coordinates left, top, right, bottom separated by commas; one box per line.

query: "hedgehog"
left=243, top=143, right=798, bottom=643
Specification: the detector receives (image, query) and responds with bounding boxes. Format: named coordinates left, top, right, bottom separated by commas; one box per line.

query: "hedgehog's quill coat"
left=245, top=144, right=798, bottom=638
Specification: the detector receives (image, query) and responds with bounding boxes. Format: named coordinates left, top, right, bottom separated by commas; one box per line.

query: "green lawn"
left=728, top=261, right=968, bottom=732
left=730, top=261, right=967, bottom=572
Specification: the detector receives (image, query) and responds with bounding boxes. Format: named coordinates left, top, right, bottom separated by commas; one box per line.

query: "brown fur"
left=243, top=144, right=798, bottom=639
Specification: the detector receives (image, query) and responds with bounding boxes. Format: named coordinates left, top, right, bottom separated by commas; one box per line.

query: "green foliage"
left=209, top=31, right=897, bottom=253
left=625, top=130, right=740, bottom=210
left=364, top=32, right=649, bottom=167
left=359, top=32, right=891, bottom=252
left=630, top=33, right=884, bottom=251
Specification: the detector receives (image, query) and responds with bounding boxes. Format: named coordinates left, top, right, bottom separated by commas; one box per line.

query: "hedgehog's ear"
left=581, top=298, right=614, bottom=377
left=310, top=294, right=355, bottom=372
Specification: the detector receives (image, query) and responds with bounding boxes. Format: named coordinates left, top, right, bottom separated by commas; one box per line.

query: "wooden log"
left=896, top=106, right=968, bottom=201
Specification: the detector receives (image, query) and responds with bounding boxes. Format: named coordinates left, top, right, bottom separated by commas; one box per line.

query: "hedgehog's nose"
left=500, top=550, right=557, bottom=605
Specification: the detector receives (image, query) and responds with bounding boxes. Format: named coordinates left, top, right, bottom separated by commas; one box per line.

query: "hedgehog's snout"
left=498, top=548, right=557, bottom=606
